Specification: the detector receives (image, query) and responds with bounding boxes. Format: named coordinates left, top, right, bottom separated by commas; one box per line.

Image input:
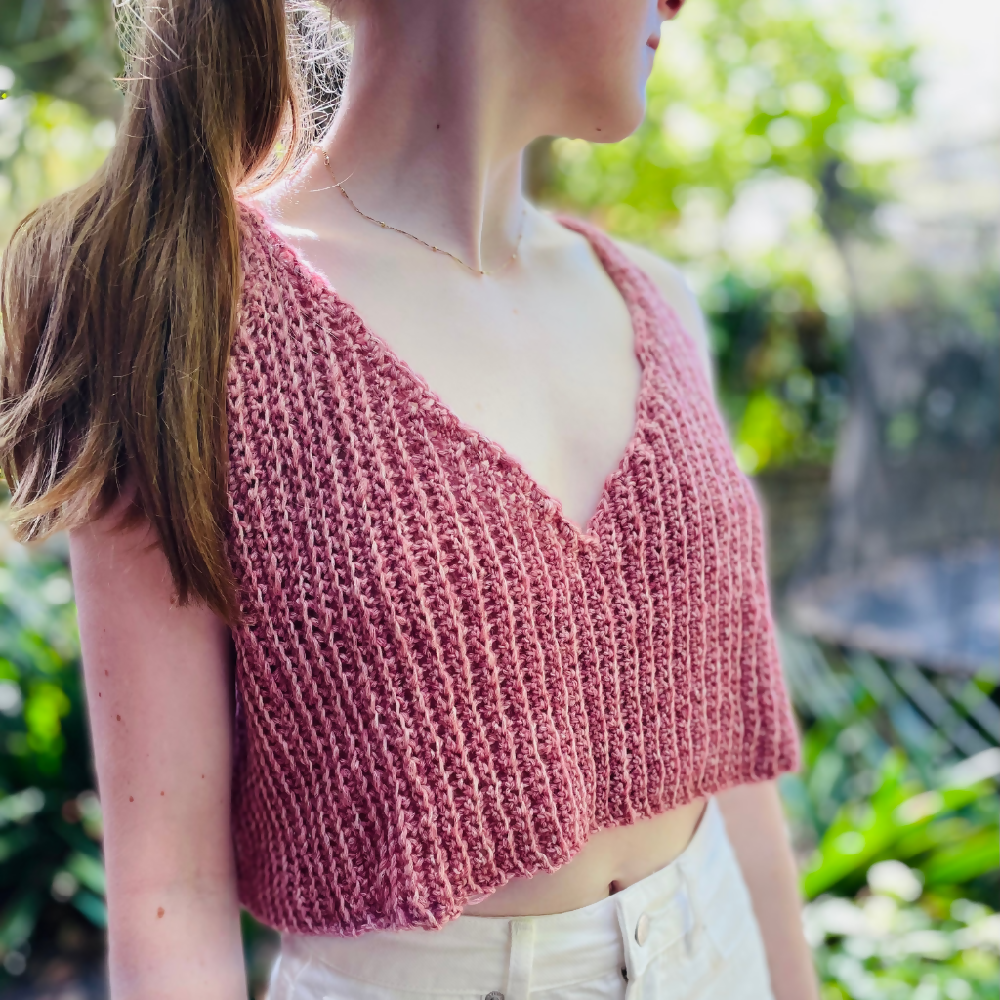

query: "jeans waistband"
left=284, top=796, right=735, bottom=995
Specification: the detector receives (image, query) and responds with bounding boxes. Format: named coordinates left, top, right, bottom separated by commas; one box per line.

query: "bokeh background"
left=0, top=0, right=997, bottom=997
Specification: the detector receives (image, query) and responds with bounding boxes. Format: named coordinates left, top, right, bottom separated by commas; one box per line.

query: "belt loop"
left=506, top=917, right=536, bottom=1000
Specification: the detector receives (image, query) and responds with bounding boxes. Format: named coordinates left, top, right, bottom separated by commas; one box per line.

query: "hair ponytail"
left=0, top=1, right=345, bottom=624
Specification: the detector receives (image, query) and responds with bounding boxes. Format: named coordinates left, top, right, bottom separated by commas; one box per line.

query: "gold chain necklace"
left=311, top=144, right=524, bottom=277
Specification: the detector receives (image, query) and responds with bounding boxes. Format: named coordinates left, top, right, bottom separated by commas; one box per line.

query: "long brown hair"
left=0, top=1, right=347, bottom=624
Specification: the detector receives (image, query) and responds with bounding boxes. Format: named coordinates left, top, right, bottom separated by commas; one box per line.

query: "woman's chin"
left=591, top=101, right=648, bottom=144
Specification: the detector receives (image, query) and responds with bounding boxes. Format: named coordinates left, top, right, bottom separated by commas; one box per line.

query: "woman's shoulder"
left=608, top=236, right=715, bottom=391
left=231, top=194, right=326, bottom=317
left=536, top=206, right=714, bottom=390
left=234, top=194, right=277, bottom=259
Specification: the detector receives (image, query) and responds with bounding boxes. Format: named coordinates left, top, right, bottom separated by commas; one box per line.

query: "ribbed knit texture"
left=225, top=197, right=801, bottom=938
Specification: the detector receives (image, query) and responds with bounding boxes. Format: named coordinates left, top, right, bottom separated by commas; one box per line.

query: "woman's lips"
left=650, top=0, right=688, bottom=51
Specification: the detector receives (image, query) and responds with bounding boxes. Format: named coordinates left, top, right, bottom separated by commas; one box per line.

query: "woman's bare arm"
left=716, top=781, right=819, bottom=1000
left=68, top=485, right=246, bottom=1000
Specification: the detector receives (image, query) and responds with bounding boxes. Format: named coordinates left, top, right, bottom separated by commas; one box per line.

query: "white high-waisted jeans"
left=268, top=797, right=774, bottom=1000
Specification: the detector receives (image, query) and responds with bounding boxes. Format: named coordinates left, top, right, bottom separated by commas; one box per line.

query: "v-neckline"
left=239, top=198, right=656, bottom=546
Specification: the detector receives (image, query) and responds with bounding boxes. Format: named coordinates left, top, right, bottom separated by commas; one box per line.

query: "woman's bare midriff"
left=461, top=797, right=708, bottom=917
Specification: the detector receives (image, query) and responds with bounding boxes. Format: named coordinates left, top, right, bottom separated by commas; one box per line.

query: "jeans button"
left=485, top=993, right=505, bottom=1000
left=635, top=911, right=650, bottom=946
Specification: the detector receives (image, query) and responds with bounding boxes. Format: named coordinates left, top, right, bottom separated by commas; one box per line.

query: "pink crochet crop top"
left=225, top=197, right=801, bottom=937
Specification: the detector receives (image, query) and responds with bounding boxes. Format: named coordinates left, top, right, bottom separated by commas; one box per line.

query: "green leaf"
left=0, top=889, right=44, bottom=950
left=65, top=849, right=106, bottom=896
left=0, top=827, right=37, bottom=865
left=71, top=889, right=107, bottom=929
left=921, top=829, right=1000, bottom=886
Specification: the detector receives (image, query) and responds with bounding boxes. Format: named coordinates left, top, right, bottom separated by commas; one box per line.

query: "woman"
left=0, top=0, right=818, bottom=996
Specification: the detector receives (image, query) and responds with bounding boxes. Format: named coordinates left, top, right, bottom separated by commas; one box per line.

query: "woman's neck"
left=319, top=3, right=537, bottom=273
